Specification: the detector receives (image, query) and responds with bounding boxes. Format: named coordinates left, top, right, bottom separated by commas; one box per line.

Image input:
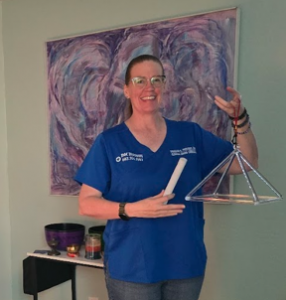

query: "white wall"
left=2, top=0, right=286, bottom=300
left=0, top=3, right=12, bottom=300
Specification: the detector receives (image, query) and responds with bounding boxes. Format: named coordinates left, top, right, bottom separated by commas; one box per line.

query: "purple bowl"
left=45, top=223, right=85, bottom=251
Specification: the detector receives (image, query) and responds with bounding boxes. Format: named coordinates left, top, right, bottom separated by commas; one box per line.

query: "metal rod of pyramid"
left=185, top=149, right=236, bottom=198
left=213, top=154, right=236, bottom=194
left=235, top=149, right=259, bottom=202
left=238, top=152, right=282, bottom=199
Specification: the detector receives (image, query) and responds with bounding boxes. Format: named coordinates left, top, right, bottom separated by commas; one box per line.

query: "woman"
left=75, top=54, right=258, bottom=300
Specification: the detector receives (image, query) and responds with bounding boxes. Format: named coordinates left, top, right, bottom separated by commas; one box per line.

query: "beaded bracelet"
left=231, top=113, right=249, bottom=128
left=236, top=122, right=252, bottom=135
left=229, top=108, right=247, bottom=121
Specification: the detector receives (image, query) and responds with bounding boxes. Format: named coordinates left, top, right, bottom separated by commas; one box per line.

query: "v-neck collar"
left=123, top=118, right=169, bottom=154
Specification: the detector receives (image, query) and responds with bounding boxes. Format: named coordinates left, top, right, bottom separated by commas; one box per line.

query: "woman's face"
left=124, top=60, right=165, bottom=116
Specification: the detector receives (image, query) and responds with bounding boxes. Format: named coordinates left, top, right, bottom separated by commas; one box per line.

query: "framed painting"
left=47, top=7, right=238, bottom=195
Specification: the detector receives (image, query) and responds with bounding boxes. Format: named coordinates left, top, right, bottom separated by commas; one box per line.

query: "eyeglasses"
left=131, top=76, right=166, bottom=89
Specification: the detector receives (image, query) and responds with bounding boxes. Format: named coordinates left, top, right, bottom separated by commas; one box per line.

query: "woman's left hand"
left=214, top=86, right=244, bottom=118
left=214, top=86, right=259, bottom=174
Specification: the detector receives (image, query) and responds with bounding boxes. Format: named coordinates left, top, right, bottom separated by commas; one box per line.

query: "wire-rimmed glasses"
left=131, top=76, right=166, bottom=89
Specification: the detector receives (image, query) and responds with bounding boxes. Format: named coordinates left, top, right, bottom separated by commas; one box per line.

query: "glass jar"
left=85, top=233, right=101, bottom=259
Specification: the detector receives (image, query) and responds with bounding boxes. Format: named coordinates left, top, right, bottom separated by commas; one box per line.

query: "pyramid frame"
left=185, top=144, right=282, bottom=205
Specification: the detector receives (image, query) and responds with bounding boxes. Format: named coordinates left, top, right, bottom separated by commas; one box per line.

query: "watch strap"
left=119, top=202, right=130, bottom=221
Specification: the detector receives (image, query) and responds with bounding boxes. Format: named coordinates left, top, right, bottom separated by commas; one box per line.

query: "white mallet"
left=163, top=157, right=188, bottom=203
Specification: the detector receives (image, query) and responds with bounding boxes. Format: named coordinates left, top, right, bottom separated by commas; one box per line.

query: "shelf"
left=27, top=250, right=104, bottom=268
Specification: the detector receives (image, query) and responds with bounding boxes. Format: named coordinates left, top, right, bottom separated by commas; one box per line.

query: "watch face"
left=119, top=202, right=130, bottom=221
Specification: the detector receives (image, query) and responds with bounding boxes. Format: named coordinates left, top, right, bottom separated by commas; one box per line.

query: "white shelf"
left=27, top=250, right=104, bottom=268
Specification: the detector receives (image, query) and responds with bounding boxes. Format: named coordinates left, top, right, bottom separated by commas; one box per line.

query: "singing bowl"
left=66, top=244, right=81, bottom=254
left=45, top=223, right=85, bottom=251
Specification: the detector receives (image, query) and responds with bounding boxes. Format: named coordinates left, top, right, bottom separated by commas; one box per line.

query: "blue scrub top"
left=75, top=119, right=233, bottom=283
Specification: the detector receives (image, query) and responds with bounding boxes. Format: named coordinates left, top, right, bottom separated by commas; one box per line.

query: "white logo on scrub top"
left=115, top=152, right=143, bottom=163
left=170, top=147, right=197, bottom=156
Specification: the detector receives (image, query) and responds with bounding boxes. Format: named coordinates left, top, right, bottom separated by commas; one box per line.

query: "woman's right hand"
left=125, top=190, right=185, bottom=218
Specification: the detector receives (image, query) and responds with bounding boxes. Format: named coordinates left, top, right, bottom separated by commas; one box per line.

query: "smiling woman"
left=74, top=54, right=258, bottom=300
left=123, top=56, right=166, bottom=120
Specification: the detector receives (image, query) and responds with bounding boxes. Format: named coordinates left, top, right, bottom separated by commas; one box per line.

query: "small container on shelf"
left=85, top=233, right=101, bottom=259
left=88, top=225, right=105, bottom=251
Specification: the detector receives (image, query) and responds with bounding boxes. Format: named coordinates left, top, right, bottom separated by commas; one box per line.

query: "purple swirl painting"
left=47, top=8, right=237, bottom=195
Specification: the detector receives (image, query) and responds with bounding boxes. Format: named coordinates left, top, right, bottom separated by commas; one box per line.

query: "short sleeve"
left=195, top=125, right=233, bottom=177
left=74, top=134, right=111, bottom=194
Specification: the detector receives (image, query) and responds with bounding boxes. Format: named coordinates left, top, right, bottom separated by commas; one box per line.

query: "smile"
left=141, top=96, right=156, bottom=101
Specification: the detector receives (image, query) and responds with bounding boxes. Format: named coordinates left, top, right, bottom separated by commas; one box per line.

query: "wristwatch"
left=119, top=202, right=130, bottom=221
